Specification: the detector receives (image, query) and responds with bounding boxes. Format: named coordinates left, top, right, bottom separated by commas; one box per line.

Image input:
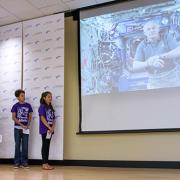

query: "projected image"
left=80, top=0, right=180, bottom=95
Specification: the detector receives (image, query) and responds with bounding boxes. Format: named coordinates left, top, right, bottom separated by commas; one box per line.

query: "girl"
left=38, top=91, right=55, bottom=170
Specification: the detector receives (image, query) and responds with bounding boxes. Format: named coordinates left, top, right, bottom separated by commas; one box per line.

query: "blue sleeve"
left=134, top=41, right=145, bottom=62
left=11, top=104, right=17, bottom=113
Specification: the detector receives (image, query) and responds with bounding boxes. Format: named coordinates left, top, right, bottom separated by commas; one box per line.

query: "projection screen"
left=79, top=0, right=180, bottom=133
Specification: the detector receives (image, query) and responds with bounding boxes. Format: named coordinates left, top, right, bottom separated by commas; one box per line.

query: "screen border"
left=77, top=0, right=180, bottom=134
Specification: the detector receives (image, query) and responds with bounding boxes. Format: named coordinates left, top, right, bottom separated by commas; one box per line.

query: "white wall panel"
left=23, top=13, right=64, bottom=160
left=0, top=23, right=22, bottom=158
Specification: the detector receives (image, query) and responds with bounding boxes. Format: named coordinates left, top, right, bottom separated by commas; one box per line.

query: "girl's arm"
left=52, top=120, right=55, bottom=132
left=40, top=115, right=53, bottom=132
left=12, top=112, right=27, bottom=129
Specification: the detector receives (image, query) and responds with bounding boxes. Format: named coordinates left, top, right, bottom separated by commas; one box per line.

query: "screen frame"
left=77, top=0, right=180, bottom=134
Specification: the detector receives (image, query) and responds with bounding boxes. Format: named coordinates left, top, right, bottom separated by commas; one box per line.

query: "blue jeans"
left=14, top=128, right=29, bottom=165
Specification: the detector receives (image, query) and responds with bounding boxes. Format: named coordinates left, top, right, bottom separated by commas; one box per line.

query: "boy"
left=11, top=89, right=33, bottom=169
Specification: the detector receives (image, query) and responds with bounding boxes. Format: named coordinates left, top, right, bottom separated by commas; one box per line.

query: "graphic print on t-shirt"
left=46, top=109, right=54, bottom=124
left=17, top=107, right=29, bottom=122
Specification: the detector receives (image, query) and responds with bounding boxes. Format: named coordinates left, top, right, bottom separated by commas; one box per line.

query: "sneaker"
left=14, top=164, right=20, bottom=169
left=22, top=164, right=30, bottom=169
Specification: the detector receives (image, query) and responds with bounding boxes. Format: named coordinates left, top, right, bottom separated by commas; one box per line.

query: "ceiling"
left=0, top=0, right=114, bottom=26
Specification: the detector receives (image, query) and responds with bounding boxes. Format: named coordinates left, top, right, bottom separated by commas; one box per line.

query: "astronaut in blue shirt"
left=133, top=20, right=180, bottom=89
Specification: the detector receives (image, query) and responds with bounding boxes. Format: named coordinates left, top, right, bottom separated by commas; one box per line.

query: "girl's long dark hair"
left=40, top=91, right=55, bottom=112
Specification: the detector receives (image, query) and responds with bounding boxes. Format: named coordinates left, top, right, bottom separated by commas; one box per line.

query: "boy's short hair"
left=15, top=89, right=25, bottom=97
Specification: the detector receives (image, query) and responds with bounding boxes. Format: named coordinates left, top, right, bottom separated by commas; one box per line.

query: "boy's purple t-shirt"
left=11, top=102, right=33, bottom=126
left=38, top=104, right=55, bottom=134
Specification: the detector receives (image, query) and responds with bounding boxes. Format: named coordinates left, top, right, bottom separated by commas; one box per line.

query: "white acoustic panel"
left=0, top=0, right=115, bottom=26
left=27, top=0, right=59, bottom=8
left=0, top=23, right=22, bottom=158
left=62, top=0, right=96, bottom=9
left=0, top=0, right=43, bottom=20
left=23, top=13, right=64, bottom=160
left=39, top=4, right=69, bottom=15
left=0, top=6, right=11, bottom=18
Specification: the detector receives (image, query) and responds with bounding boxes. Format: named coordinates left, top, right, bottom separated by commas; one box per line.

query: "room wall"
left=64, top=16, right=180, bottom=161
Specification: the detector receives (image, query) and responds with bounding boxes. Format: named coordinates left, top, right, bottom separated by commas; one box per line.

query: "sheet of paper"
left=23, top=129, right=30, bottom=135
left=46, top=132, right=52, bottom=139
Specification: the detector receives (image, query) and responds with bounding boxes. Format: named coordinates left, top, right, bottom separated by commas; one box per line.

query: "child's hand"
left=22, top=125, right=28, bottom=129
left=48, top=128, right=54, bottom=134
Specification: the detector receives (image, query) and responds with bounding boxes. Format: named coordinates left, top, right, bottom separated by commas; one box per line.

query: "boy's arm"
left=27, top=112, right=32, bottom=128
left=12, top=112, right=27, bottom=129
